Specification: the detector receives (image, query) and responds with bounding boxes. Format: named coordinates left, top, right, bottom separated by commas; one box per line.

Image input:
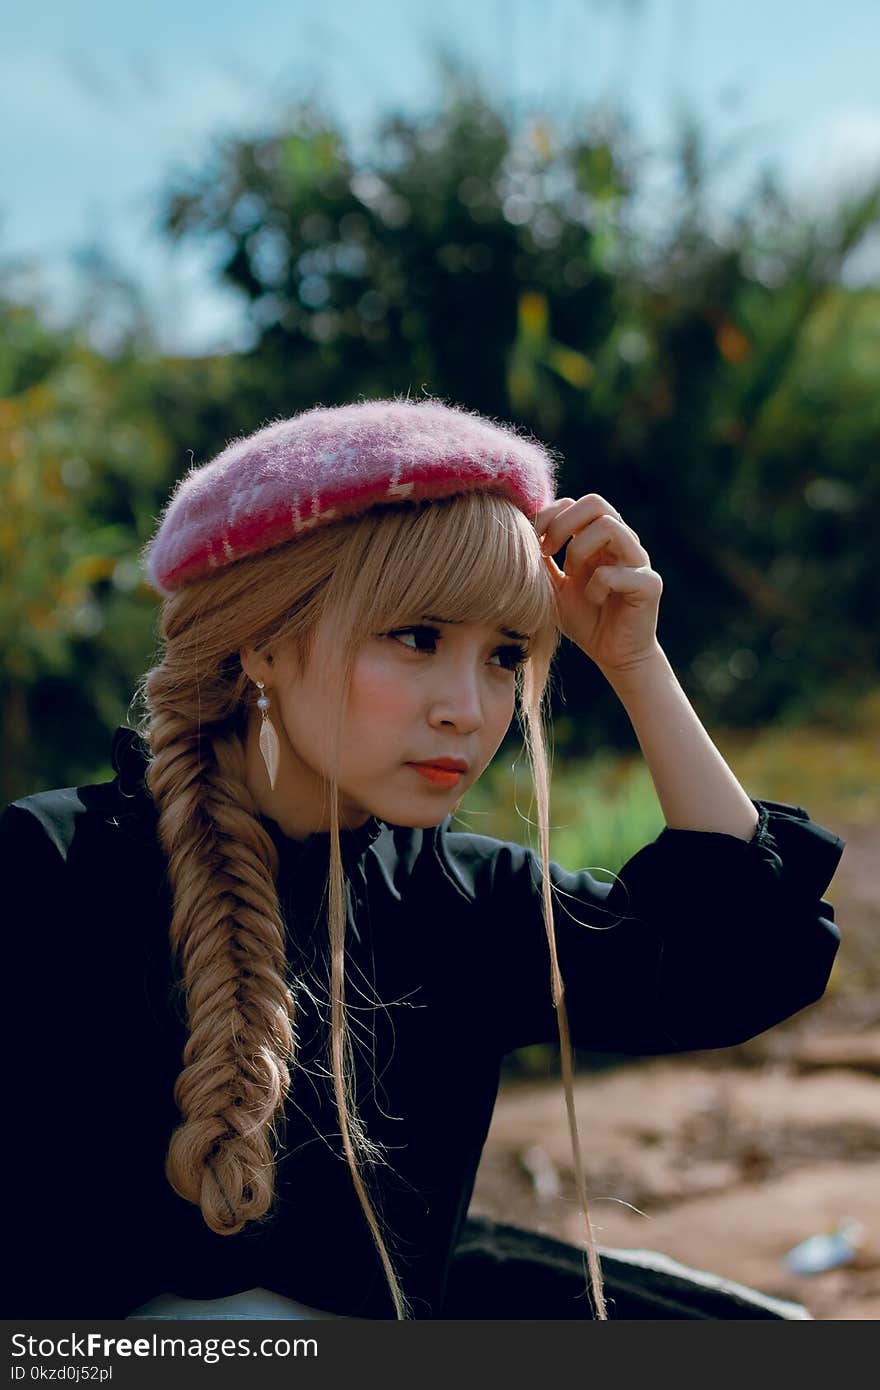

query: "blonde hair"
left=136, top=490, right=608, bottom=1319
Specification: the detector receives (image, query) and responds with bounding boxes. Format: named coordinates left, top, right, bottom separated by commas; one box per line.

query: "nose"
left=427, top=663, right=485, bottom=734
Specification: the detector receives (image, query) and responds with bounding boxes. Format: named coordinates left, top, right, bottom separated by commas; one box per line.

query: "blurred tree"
left=590, top=142, right=880, bottom=733
left=159, top=74, right=622, bottom=434
left=3, top=64, right=880, bottom=803
left=157, top=73, right=880, bottom=746
left=0, top=287, right=182, bottom=799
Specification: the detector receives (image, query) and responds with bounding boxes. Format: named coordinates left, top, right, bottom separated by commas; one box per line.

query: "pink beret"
left=142, top=397, right=559, bottom=596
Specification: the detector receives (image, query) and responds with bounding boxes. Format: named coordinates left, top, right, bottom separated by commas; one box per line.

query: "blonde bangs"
left=324, top=492, right=558, bottom=649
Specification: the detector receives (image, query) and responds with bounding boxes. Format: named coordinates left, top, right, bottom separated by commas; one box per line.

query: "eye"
left=386, top=625, right=439, bottom=653
left=489, top=643, right=529, bottom=672
left=384, top=626, right=529, bottom=670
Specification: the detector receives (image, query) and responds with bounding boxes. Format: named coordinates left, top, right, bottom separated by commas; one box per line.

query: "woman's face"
left=243, top=614, right=529, bottom=838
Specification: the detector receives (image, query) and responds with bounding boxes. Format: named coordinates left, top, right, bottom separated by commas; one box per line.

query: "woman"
left=2, top=397, right=843, bottom=1320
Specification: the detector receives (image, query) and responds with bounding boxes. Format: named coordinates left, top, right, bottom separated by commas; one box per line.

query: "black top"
left=2, top=726, right=843, bottom=1319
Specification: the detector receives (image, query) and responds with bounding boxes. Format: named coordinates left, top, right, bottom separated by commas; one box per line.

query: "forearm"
left=600, top=644, right=759, bottom=840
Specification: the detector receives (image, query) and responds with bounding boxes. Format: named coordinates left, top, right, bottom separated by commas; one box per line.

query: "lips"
left=410, top=759, right=468, bottom=772
left=407, top=761, right=467, bottom=787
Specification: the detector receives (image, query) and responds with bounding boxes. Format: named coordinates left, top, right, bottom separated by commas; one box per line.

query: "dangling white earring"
left=255, top=679, right=280, bottom=790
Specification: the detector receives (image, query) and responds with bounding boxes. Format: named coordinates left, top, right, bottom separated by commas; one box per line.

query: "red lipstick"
left=407, top=759, right=467, bottom=787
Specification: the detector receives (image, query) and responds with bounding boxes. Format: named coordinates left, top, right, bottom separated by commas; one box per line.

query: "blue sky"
left=4, top=0, right=880, bottom=354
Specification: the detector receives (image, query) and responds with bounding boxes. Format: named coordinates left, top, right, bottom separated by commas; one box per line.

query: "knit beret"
left=142, top=397, right=559, bottom=596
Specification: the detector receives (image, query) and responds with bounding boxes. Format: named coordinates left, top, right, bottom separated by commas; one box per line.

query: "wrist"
left=596, top=641, right=669, bottom=695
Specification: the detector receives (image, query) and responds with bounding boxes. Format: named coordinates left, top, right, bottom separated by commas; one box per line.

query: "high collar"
left=257, top=807, right=385, bottom=865
left=110, top=725, right=385, bottom=865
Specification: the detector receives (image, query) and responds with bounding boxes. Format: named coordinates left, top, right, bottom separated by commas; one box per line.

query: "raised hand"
left=534, top=494, right=663, bottom=675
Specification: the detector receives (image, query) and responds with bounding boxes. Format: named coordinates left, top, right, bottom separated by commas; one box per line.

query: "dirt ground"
left=470, top=819, right=880, bottom=1321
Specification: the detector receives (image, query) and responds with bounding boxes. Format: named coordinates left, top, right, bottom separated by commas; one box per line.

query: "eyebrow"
left=420, top=614, right=530, bottom=642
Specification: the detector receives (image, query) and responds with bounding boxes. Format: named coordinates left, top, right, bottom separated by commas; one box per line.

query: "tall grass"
left=456, top=690, right=880, bottom=870
left=454, top=750, right=662, bottom=877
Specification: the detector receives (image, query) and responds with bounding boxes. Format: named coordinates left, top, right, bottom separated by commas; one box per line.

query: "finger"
left=541, top=549, right=565, bottom=591
left=534, top=498, right=576, bottom=538
left=581, top=564, right=663, bottom=607
left=539, top=494, right=624, bottom=556
left=563, top=514, right=650, bottom=577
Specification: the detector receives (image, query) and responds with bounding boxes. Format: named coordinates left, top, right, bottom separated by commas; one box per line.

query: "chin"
left=374, top=804, right=456, bottom=830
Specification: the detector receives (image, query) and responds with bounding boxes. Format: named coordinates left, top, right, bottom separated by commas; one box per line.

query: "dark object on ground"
left=442, top=1216, right=810, bottom=1319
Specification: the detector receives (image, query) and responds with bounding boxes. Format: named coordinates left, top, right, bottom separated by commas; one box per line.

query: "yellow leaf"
left=716, top=321, right=752, bottom=364
left=547, top=345, right=594, bottom=388
left=518, top=291, right=549, bottom=340
left=531, top=120, right=554, bottom=161
left=67, top=554, right=118, bottom=586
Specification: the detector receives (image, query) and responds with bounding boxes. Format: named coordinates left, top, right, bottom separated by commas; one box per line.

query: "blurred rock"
left=783, top=1219, right=867, bottom=1274
left=792, top=1031, right=880, bottom=1075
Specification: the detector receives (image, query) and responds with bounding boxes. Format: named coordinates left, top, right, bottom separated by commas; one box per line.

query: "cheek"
left=489, top=685, right=517, bottom=739
left=278, top=688, right=331, bottom=755
left=346, top=653, right=416, bottom=730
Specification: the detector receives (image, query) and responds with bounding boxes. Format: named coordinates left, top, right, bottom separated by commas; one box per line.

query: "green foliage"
left=3, top=69, right=880, bottom=802
left=0, top=308, right=168, bottom=799
left=454, top=748, right=663, bottom=874
left=159, top=82, right=622, bottom=425
left=155, top=74, right=880, bottom=747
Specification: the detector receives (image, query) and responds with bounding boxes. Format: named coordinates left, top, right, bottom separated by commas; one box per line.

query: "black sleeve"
left=0, top=801, right=71, bottom=991
left=0, top=803, right=78, bottom=1316
left=484, top=800, right=843, bottom=1056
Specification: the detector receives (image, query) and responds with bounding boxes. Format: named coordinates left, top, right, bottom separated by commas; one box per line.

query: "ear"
left=239, top=644, right=274, bottom=685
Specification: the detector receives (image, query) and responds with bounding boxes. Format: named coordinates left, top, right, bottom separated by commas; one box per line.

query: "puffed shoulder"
left=436, top=798, right=844, bottom=907
left=438, top=799, right=844, bottom=1057
left=616, top=798, right=845, bottom=909
left=0, top=797, right=75, bottom=865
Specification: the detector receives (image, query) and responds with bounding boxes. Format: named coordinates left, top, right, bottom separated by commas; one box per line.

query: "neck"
left=242, top=709, right=371, bottom=841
